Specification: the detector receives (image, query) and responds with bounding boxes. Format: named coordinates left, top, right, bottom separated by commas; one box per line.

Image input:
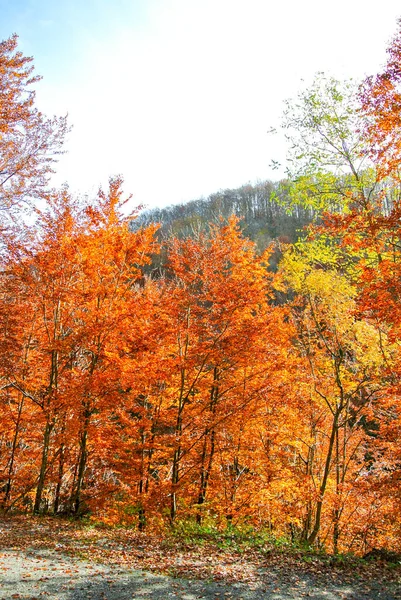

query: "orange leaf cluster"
left=0, top=33, right=401, bottom=558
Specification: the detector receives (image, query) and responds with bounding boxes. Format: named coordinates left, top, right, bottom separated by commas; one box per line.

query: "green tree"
left=277, top=73, right=377, bottom=212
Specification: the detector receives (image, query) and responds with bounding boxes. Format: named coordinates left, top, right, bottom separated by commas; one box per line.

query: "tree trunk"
left=72, top=408, right=91, bottom=515
left=137, top=428, right=147, bottom=531
left=170, top=443, right=181, bottom=523
left=34, top=349, right=58, bottom=514
left=196, top=431, right=217, bottom=525
left=170, top=361, right=187, bottom=524
left=196, top=368, right=219, bottom=524
left=301, top=447, right=314, bottom=541
left=53, top=442, right=65, bottom=514
left=307, top=411, right=339, bottom=546
left=3, top=396, right=24, bottom=509
left=33, top=418, right=53, bottom=514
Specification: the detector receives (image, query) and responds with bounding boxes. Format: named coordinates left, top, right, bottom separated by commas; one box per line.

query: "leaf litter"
left=0, top=516, right=400, bottom=600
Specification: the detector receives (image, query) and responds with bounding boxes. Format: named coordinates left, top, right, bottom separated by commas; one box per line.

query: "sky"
left=2, top=0, right=401, bottom=210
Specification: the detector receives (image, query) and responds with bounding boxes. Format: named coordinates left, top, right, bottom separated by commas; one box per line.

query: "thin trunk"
left=196, top=367, right=219, bottom=524
left=33, top=418, right=53, bottom=514
left=71, top=338, right=99, bottom=516
left=170, top=435, right=181, bottom=523
left=170, top=362, right=187, bottom=523
left=138, top=428, right=146, bottom=531
left=72, top=408, right=91, bottom=515
left=3, top=396, right=24, bottom=508
left=196, top=428, right=216, bottom=524
left=53, top=442, right=65, bottom=514
left=333, top=427, right=340, bottom=554
left=34, top=348, right=58, bottom=514
left=307, top=411, right=339, bottom=546
left=301, top=441, right=315, bottom=541
left=54, top=416, right=67, bottom=514
left=170, top=309, right=191, bottom=524
left=3, top=316, right=36, bottom=509
left=144, top=395, right=163, bottom=496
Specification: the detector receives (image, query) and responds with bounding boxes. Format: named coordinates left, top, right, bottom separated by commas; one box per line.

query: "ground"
left=0, top=517, right=399, bottom=599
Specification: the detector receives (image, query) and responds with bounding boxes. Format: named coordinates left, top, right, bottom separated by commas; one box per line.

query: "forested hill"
left=134, top=180, right=316, bottom=249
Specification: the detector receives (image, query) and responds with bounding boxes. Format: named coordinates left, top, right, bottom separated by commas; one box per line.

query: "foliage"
left=1, top=26, right=401, bottom=563
left=135, top=179, right=315, bottom=253
left=0, top=35, right=68, bottom=225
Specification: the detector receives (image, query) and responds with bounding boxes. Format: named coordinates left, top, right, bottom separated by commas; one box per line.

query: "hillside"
left=134, top=180, right=316, bottom=249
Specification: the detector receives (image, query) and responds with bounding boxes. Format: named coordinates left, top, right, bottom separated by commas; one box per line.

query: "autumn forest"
left=1, top=22, right=401, bottom=559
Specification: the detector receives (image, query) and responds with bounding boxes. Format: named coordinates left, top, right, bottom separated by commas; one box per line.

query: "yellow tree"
left=277, top=240, right=387, bottom=551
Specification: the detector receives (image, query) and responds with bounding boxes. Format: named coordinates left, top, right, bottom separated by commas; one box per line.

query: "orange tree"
left=0, top=187, right=86, bottom=513
left=116, top=219, right=294, bottom=527
left=64, top=178, right=158, bottom=516
left=0, top=178, right=159, bottom=515
left=0, top=35, right=67, bottom=223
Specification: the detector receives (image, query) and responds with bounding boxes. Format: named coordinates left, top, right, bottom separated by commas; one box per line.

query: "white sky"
left=3, top=0, right=401, bottom=209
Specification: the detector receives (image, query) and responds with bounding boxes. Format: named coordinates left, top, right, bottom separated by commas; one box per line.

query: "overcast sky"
left=2, top=1, right=401, bottom=209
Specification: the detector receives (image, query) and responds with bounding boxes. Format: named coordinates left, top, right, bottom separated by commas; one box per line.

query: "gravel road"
left=0, top=547, right=400, bottom=600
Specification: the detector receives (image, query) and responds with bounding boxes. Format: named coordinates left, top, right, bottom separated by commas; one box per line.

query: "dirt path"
left=0, top=518, right=400, bottom=600
left=0, top=547, right=399, bottom=600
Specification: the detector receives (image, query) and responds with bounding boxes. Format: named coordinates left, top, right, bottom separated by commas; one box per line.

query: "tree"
left=277, top=73, right=377, bottom=213
left=0, top=35, right=68, bottom=224
left=359, top=18, right=401, bottom=180
left=147, top=219, right=291, bottom=524
left=64, top=177, right=158, bottom=515
left=277, top=240, right=386, bottom=551
left=0, top=187, right=87, bottom=513
left=0, top=178, right=159, bottom=515
left=274, top=34, right=401, bottom=550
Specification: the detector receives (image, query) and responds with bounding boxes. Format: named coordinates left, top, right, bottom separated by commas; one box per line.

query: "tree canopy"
left=1, top=27, right=401, bottom=558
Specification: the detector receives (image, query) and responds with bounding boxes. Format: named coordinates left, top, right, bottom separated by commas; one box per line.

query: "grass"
left=168, top=520, right=295, bottom=554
